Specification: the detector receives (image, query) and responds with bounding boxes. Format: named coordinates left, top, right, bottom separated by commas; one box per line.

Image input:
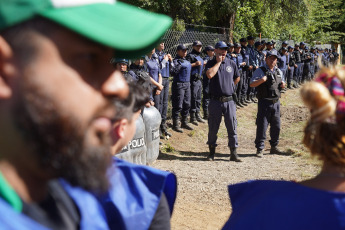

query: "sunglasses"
left=219, top=48, right=228, bottom=51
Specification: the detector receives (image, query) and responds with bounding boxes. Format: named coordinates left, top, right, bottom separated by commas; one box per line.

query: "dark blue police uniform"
left=171, top=45, right=193, bottom=132
left=251, top=61, right=284, bottom=155
left=156, top=49, right=173, bottom=136
left=205, top=42, right=241, bottom=162
left=146, top=55, right=161, bottom=111
left=287, top=46, right=295, bottom=88
left=232, top=45, right=247, bottom=107
left=186, top=45, right=204, bottom=124
left=202, top=45, right=215, bottom=119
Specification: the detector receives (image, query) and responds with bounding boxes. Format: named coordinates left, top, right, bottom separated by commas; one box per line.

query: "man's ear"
left=111, top=119, right=128, bottom=142
left=0, top=36, right=13, bottom=99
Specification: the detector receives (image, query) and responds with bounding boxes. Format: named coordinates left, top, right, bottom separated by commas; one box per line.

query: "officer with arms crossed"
left=171, top=44, right=194, bottom=132
left=205, top=41, right=241, bottom=162
left=187, top=41, right=206, bottom=125
left=250, top=50, right=285, bottom=157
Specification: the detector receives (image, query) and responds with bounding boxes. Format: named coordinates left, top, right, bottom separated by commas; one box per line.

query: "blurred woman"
left=223, top=66, right=345, bottom=230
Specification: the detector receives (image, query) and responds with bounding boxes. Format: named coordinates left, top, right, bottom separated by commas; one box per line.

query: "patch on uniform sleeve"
left=226, top=66, right=233, bottom=73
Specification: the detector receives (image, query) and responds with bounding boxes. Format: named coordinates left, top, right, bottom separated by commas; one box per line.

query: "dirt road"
left=152, top=88, right=320, bottom=230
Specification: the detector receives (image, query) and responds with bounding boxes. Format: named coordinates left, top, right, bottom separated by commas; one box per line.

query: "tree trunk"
left=228, top=12, right=236, bottom=43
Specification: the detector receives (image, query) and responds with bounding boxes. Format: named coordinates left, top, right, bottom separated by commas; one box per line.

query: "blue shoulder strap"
left=60, top=180, right=110, bottom=230
left=98, top=158, right=177, bottom=230
left=0, top=198, right=49, bottom=230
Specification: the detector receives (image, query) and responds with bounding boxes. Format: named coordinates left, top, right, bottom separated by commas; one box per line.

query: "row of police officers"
left=113, top=37, right=339, bottom=162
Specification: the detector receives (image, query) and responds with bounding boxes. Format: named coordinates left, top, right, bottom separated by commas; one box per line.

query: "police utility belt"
left=262, top=98, right=279, bottom=104
left=210, top=95, right=233, bottom=102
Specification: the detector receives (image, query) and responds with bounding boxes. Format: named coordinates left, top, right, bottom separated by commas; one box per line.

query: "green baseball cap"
left=0, top=0, right=172, bottom=58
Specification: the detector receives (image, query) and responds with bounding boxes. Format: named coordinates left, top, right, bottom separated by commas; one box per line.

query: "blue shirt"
left=205, top=57, right=240, bottom=96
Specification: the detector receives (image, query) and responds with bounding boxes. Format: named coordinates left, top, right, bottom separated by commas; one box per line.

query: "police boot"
left=240, top=96, right=248, bottom=106
left=250, top=95, right=258, bottom=103
left=245, top=95, right=252, bottom=104
left=161, top=122, right=172, bottom=137
left=189, top=113, right=198, bottom=126
left=196, top=113, right=205, bottom=123
left=236, top=99, right=244, bottom=108
left=203, top=110, right=209, bottom=120
left=182, top=116, right=194, bottom=130
left=172, top=118, right=183, bottom=133
left=207, top=145, right=216, bottom=161
left=230, top=147, right=242, bottom=162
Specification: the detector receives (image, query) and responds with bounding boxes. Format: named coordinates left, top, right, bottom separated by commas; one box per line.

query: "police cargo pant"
left=299, top=63, right=304, bottom=83
left=190, top=79, right=202, bottom=114
left=171, top=81, right=191, bottom=119
left=152, top=87, right=161, bottom=112
left=246, top=70, right=255, bottom=96
left=302, top=63, right=311, bottom=82
left=287, top=66, right=294, bottom=86
left=207, top=99, right=238, bottom=148
left=255, top=99, right=281, bottom=151
left=280, top=69, right=287, bottom=83
left=240, top=70, right=247, bottom=98
left=293, top=63, right=302, bottom=83
left=235, top=69, right=244, bottom=99
left=159, top=77, right=170, bottom=123
left=310, top=64, right=315, bottom=79
left=202, top=76, right=210, bottom=116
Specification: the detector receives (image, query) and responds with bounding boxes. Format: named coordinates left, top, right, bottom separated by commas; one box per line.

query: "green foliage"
left=122, top=0, right=345, bottom=43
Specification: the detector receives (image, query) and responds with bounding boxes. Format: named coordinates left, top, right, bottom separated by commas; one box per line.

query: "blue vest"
left=0, top=158, right=177, bottom=230
left=146, top=57, right=160, bottom=82
left=98, top=158, right=177, bottom=230
left=191, top=55, right=204, bottom=76
left=0, top=180, right=109, bottom=230
left=236, top=53, right=244, bottom=69
left=174, top=58, right=191, bottom=82
left=278, top=55, right=287, bottom=70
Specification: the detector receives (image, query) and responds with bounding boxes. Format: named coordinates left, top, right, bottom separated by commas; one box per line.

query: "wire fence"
left=162, top=29, right=228, bottom=58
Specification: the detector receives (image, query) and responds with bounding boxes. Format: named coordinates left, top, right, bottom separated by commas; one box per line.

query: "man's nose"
left=101, top=70, right=129, bottom=100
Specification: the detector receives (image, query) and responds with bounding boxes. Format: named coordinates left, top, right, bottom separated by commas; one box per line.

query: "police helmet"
left=193, top=40, right=202, bottom=46
left=113, top=58, right=129, bottom=64
left=215, top=41, right=228, bottom=49
left=204, top=45, right=215, bottom=52
left=177, top=44, right=187, bottom=50
left=254, top=41, right=261, bottom=47
left=239, top=38, right=247, bottom=43
left=234, top=43, right=241, bottom=48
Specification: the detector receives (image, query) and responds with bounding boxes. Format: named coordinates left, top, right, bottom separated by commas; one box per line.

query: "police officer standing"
left=287, top=46, right=296, bottom=89
left=293, top=44, right=302, bottom=87
left=171, top=44, right=194, bottom=132
left=187, top=41, right=206, bottom=126
left=250, top=50, right=285, bottom=157
left=146, top=48, right=163, bottom=110
left=202, top=45, right=215, bottom=119
left=156, top=42, right=173, bottom=138
left=233, top=43, right=247, bottom=108
left=246, top=35, right=259, bottom=103
left=302, top=46, right=312, bottom=82
left=205, top=41, right=241, bottom=162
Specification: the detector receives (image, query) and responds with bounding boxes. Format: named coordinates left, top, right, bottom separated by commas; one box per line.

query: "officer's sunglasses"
left=219, top=48, right=227, bottom=51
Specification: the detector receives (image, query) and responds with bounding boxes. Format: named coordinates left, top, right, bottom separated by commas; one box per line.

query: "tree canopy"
left=123, top=0, right=345, bottom=43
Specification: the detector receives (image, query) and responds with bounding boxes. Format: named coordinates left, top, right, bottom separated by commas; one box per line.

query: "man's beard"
left=12, top=82, right=113, bottom=194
